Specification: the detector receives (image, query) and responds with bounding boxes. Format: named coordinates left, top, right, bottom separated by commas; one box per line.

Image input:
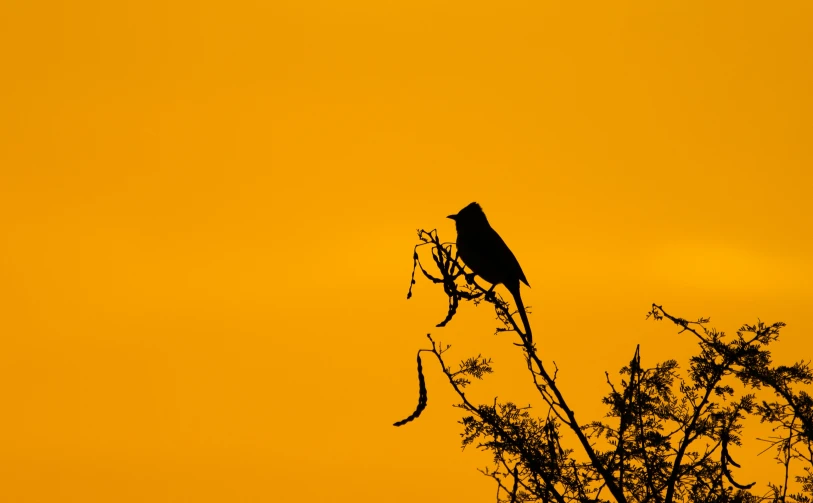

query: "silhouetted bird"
left=448, top=202, right=532, bottom=339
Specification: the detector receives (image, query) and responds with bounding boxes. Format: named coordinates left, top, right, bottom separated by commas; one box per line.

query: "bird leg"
left=484, top=284, right=497, bottom=302
left=464, top=272, right=476, bottom=285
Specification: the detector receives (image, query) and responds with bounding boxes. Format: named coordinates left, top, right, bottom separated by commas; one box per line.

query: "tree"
left=395, top=229, right=813, bottom=503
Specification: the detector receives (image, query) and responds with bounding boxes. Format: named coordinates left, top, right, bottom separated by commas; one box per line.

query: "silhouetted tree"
left=396, top=229, right=813, bottom=503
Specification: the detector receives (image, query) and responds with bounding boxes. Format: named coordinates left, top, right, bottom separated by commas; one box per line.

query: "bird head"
left=447, top=202, right=489, bottom=230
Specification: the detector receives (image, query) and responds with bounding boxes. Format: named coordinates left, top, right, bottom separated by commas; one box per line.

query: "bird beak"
left=447, top=214, right=457, bottom=220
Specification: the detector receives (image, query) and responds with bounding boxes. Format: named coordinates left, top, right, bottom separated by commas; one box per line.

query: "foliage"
left=395, top=229, right=813, bottom=503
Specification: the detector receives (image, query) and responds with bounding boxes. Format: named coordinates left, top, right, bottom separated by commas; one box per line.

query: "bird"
left=447, top=202, right=532, bottom=339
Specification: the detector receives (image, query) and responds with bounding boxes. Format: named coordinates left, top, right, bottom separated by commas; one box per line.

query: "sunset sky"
left=1, top=0, right=812, bottom=501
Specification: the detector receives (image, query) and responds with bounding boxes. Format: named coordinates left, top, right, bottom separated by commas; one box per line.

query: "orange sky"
left=1, top=1, right=812, bottom=501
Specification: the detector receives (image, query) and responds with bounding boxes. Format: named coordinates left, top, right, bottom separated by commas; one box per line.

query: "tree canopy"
left=396, top=229, right=813, bottom=503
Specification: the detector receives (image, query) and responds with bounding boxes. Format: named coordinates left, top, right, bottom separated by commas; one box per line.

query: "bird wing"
left=493, top=231, right=530, bottom=288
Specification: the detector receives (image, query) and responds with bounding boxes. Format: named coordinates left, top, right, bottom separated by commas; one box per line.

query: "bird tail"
left=507, top=282, right=532, bottom=344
